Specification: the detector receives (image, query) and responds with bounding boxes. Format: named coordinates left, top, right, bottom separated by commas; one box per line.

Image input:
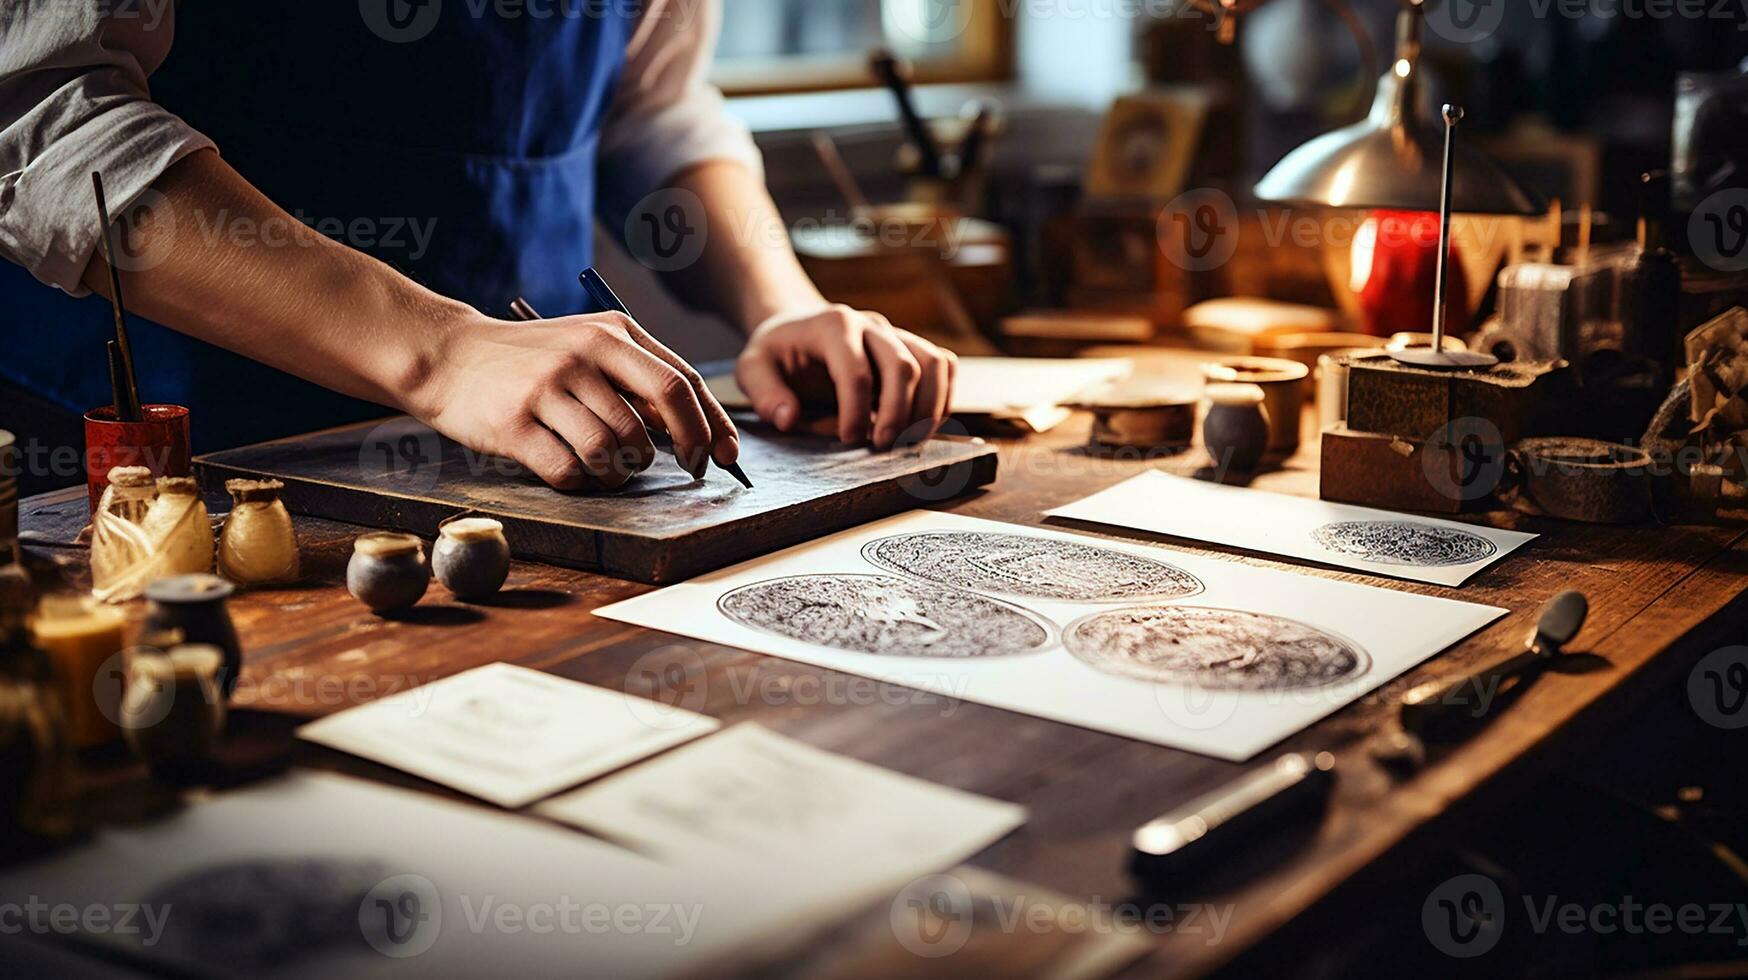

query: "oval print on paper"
left=718, top=574, right=1054, bottom=659
left=861, top=531, right=1204, bottom=602
left=1311, top=520, right=1498, bottom=568
left=1065, top=605, right=1369, bottom=691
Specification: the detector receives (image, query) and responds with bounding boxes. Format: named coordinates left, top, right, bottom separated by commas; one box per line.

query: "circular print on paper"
left=861, top=531, right=1204, bottom=602
left=1311, top=520, right=1497, bottom=568
left=1064, top=605, right=1370, bottom=691
left=718, top=574, right=1053, bottom=659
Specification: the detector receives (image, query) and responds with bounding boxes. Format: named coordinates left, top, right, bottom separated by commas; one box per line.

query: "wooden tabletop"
left=19, top=397, right=1748, bottom=978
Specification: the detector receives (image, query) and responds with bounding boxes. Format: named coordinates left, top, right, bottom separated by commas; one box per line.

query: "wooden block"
left=1342, top=353, right=1574, bottom=443
left=196, top=419, right=999, bottom=584
left=1319, top=425, right=1500, bottom=514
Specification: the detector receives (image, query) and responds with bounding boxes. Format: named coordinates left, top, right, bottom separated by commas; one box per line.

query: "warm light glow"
left=1395, top=58, right=1412, bottom=78
left=1327, top=160, right=1360, bottom=208
left=1350, top=216, right=1378, bottom=293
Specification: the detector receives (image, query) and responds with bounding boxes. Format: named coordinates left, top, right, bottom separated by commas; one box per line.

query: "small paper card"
left=1046, top=470, right=1536, bottom=587
left=537, top=724, right=1025, bottom=878
left=298, top=662, right=719, bottom=807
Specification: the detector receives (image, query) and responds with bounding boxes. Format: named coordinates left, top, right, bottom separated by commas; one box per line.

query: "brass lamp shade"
left=1254, top=10, right=1542, bottom=215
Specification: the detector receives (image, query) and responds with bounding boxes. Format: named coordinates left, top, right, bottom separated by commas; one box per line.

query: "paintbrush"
left=509, top=289, right=754, bottom=490
left=869, top=48, right=944, bottom=179
left=92, top=172, right=144, bottom=422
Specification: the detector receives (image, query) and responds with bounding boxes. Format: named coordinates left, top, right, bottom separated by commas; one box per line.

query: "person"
left=0, top=1, right=957, bottom=489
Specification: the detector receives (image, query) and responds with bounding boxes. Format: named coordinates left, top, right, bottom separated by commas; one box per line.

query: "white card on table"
left=297, top=662, right=718, bottom=808
left=537, top=724, right=1025, bottom=878
left=1046, top=470, right=1536, bottom=587
left=594, top=511, right=1508, bottom=762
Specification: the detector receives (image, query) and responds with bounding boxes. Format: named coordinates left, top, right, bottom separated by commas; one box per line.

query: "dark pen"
left=509, top=280, right=754, bottom=490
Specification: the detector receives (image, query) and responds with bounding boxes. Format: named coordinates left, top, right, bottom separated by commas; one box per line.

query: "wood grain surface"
left=18, top=396, right=1748, bottom=978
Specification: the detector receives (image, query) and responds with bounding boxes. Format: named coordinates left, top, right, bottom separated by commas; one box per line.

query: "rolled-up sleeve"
left=595, top=0, right=763, bottom=227
left=0, top=4, right=214, bottom=295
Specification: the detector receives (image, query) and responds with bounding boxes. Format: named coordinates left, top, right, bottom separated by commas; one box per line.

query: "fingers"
left=618, top=319, right=742, bottom=468
left=535, top=392, right=631, bottom=488
left=898, top=332, right=954, bottom=444
left=571, top=375, right=657, bottom=474
left=735, top=350, right=802, bottom=432
left=595, top=335, right=714, bottom=477
left=504, top=416, right=588, bottom=490
left=819, top=318, right=874, bottom=446
left=861, top=326, right=921, bottom=449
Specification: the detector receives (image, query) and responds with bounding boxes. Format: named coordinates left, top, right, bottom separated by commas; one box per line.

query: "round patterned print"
left=718, top=574, right=1054, bottom=658
left=861, top=531, right=1204, bottom=602
left=1064, top=605, right=1370, bottom=691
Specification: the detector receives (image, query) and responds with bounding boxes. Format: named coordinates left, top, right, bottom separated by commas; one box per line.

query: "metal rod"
left=92, top=172, right=144, bottom=422
left=1430, top=104, right=1462, bottom=353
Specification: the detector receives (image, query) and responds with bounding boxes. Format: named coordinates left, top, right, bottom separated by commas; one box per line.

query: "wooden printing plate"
left=195, top=417, right=999, bottom=584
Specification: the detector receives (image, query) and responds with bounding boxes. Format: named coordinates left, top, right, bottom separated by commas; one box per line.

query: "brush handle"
left=92, top=172, right=144, bottom=422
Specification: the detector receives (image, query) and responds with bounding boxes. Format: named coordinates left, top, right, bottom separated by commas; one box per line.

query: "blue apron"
left=0, top=2, right=632, bottom=449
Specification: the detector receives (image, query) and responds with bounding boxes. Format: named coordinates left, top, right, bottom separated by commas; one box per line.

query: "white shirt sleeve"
left=595, top=0, right=764, bottom=229
left=0, top=4, right=215, bottom=296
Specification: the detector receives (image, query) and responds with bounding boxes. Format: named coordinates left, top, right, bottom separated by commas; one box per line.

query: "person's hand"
left=412, top=311, right=739, bottom=489
left=734, top=305, right=957, bottom=448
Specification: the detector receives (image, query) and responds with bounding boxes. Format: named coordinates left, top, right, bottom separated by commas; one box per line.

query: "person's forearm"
left=80, top=149, right=472, bottom=416
left=654, top=160, right=828, bottom=334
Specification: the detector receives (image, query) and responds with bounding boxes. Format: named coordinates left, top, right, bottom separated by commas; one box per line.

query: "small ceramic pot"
left=347, top=533, right=430, bottom=613
left=144, top=574, right=242, bottom=697
left=121, top=644, right=225, bottom=782
left=432, top=518, right=511, bottom=601
left=1203, top=383, right=1272, bottom=473
left=1201, top=356, right=1309, bottom=454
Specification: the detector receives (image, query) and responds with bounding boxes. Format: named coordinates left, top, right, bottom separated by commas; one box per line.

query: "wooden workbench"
left=16, top=411, right=1748, bottom=977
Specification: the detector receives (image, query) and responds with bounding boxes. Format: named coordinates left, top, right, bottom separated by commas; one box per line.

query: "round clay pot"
left=143, top=574, right=242, bottom=697
left=347, top=533, right=430, bottom=614
left=433, top=518, right=511, bottom=600
left=1203, top=383, right=1273, bottom=473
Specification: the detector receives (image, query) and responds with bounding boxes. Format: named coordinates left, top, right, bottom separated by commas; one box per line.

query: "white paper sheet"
left=1045, top=471, right=1538, bottom=587
left=594, top=512, right=1508, bottom=761
left=0, top=771, right=932, bottom=979
left=538, top=724, right=1025, bottom=878
left=297, top=663, right=718, bottom=808
left=708, top=357, right=1131, bottom=421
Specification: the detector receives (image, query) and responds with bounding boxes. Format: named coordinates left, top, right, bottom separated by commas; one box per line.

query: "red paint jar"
left=83, top=405, right=192, bottom=513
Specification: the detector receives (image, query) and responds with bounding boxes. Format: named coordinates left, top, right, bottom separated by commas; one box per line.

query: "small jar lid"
left=109, top=466, right=156, bottom=488
left=156, top=476, right=200, bottom=496
left=225, top=478, right=285, bottom=503
left=353, top=532, right=424, bottom=559
left=440, top=517, right=505, bottom=542
left=1204, top=382, right=1267, bottom=407
left=145, top=573, right=235, bottom=605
